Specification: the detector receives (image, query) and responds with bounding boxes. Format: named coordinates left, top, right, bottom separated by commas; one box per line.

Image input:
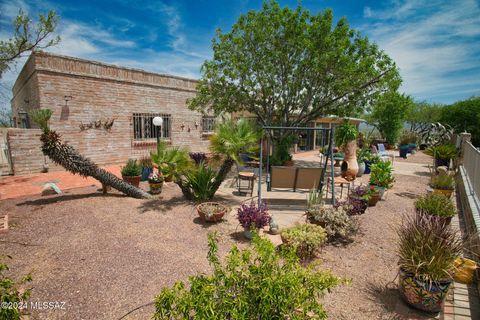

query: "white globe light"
left=153, top=116, right=163, bottom=127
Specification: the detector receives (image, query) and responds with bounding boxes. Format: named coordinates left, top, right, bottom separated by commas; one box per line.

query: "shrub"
left=281, top=224, right=327, bottom=260
left=414, top=193, right=456, bottom=218
left=334, top=197, right=367, bottom=216
left=121, top=159, right=142, bottom=176
left=184, top=163, right=218, bottom=201
left=334, top=121, right=359, bottom=148
left=424, top=144, right=458, bottom=160
left=397, top=214, right=462, bottom=282
left=369, top=161, right=394, bottom=189
left=237, top=201, right=270, bottom=229
left=306, top=205, right=358, bottom=241
left=153, top=232, right=343, bottom=319
left=307, top=189, right=323, bottom=210
left=189, top=152, right=207, bottom=165
left=0, top=258, right=32, bottom=320
left=430, top=175, right=455, bottom=190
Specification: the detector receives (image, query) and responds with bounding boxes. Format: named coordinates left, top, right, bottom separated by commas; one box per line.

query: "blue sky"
left=1, top=0, right=479, bottom=106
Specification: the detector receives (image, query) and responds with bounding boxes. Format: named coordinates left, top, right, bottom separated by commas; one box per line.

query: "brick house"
left=6, top=52, right=214, bottom=175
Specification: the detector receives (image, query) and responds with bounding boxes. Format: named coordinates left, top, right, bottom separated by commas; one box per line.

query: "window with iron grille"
left=133, top=113, right=171, bottom=141
left=202, top=116, right=216, bottom=133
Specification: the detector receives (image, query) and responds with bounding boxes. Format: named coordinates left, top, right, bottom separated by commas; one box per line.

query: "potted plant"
left=305, top=205, right=358, bottom=242
left=121, top=159, right=142, bottom=187
left=339, top=185, right=372, bottom=215
left=356, top=148, right=370, bottom=177
left=281, top=224, right=327, bottom=260
left=425, top=144, right=458, bottom=168
left=398, top=135, right=410, bottom=159
left=148, top=172, right=164, bottom=194
left=368, top=187, right=381, bottom=206
left=271, top=135, right=294, bottom=166
left=364, top=153, right=380, bottom=174
left=397, top=214, right=463, bottom=313
left=430, top=174, right=455, bottom=198
left=197, top=202, right=228, bottom=222
left=414, top=193, right=456, bottom=225
left=369, top=161, right=394, bottom=198
left=237, top=201, right=271, bottom=239
left=335, top=121, right=359, bottom=180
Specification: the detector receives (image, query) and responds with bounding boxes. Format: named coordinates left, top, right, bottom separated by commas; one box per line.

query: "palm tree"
left=176, top=118, right=262, bottom=199
left=29, top=109, right=151, bottom=199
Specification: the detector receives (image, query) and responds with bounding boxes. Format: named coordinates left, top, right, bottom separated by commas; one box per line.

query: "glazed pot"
left=341, top=140, right=359, bottom=180
left=141, top=167, right=153, bottom=181
left=399, top=145, right=409, bottom=158
left=356, top=161, right=366, bottom=177
left=149, top=182, right=163, bottom=195
left=398, top=268, right=452, bottom=313
left=122, top=175, right=141, bottom=187
left=196, top=202, right=228, bottom=222
left=364, top=160, right=372, bottom=174
left=435, top=158, right=450, bottom=169
left=244, top=228, right=253, bottom=239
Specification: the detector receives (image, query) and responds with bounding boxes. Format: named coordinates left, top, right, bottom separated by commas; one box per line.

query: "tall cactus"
left=30, top=109, right=151, bottom=199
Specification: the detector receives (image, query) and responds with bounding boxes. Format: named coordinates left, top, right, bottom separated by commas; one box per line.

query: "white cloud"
left=363, top=7, right=372, bottom=18
left=360, top=0, right=480, bottom=103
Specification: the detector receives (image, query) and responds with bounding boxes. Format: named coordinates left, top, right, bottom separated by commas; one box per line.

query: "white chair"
left=377, top=143, right=395, bottom=164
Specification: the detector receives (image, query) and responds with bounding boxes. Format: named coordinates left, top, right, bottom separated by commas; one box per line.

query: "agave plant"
left=184, top=163, right=218, bottom=201
left=29, top=109, right=151, bottom=199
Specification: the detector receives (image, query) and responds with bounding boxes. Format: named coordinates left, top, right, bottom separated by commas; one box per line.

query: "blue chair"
left=377, top=144, right=395, bottom=163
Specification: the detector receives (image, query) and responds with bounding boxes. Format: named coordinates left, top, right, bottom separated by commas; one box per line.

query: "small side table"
left=238, top=172, right=256, bottom=196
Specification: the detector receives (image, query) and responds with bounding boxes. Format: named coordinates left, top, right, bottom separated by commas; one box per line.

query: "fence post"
left=458, top=132, right=472, bottom=166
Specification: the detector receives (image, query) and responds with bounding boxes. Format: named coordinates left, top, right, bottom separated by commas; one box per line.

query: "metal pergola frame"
left=257, top=126, right=336, bottom=206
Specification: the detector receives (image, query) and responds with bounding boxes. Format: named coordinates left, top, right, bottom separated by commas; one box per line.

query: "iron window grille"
left=133, top=113, right=171, bottom=141
left=202, top=116, right=216, bottom=133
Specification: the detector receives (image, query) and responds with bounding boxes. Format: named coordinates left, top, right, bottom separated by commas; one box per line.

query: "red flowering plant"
left=237, top=201, right=271, bottom=230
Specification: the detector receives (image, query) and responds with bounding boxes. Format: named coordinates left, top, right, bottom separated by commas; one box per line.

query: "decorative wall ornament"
left=80, top=118, right=115, bottom=131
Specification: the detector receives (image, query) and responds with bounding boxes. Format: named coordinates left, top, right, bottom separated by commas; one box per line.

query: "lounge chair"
left=377, top=143, right=395, bottom=164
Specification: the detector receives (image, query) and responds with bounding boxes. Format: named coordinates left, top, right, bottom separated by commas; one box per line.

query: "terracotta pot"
left=122, top=175, right=141, bottom=187
left=399, top=268, right=451, bottom=313
left=196, top=202, right=228, bottom=222
left=368, top=194, right=381, bottom=206
left=341, top=140, right=358, bottom=180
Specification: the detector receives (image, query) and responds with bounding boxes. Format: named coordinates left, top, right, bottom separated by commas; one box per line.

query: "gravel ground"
left=0, top=161, right=433, bottom=319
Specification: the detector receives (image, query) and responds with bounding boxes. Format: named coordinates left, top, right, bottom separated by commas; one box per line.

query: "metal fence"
left=463, top=141, right=480, bottom=201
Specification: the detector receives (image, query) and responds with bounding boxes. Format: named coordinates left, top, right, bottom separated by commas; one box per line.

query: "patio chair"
left=325, top=176, right=352, bottom=199
left=377, top=143, right=395, bottom=164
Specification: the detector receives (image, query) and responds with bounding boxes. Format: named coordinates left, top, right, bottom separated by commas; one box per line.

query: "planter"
left=196, top=202, right=228, bottom=222
left=435, top=158, right=450, bottom=169
left=122, top=175, right=141, bottom=187
left=149, top=182, right=163, bottom=194
left=430, top=186, right=454, bottom=198
left=368, top=193, right=381, bottom=206
left=244, top=228, right=253, bottom=239
left=356, top=161, right=365, bottom=177
left=141, top=167, right=153, bottom=181
left=454, top=257, right=477, bottom=284
left=398, top=268, right=452, bottom=313
left=399, top=145, right=409, bottom=158
left=408, top=144, right=417, bottom=153
left=341, top=140, right=358, bottom=180
left=370, top=185, right=386, bottom=199
left=364, top=160, right=371, bottom=174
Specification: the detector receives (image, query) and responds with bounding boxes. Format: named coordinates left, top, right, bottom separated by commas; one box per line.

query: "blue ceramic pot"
left=399, top=145, right=409, bottom=158
left=141, top=167, right=153, bottom=181
left=364, top=160, right=371, bottom=174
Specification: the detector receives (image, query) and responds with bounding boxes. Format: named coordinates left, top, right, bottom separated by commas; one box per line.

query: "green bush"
left=0, top=258, right=32, bottom=320
left=369, top=161, right=394, bottom=189
left=184, top=163, right=218, bottom=201
left=424, top=144, right=458, bottom=160
left=121, top=159, right=142, bottom=176
left=334, top=121, right=359, bottom=148
left=415, top=193, right=456, bottom=218
left=430, top=175, right=455, bottom=190
left=281, top=224, right=327, bottom=260
left=305, top=205, right=358, bottom=241
left=153, top=232, right=343, bottom=319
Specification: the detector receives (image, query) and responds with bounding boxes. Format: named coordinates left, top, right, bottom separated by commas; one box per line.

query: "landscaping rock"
left=437, top=166, right=449, bottom=175
left=41, top=182, right=62, bottom=196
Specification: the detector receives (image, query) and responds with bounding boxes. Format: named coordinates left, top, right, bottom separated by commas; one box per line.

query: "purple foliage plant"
left=237, top=201, right=271, bottom=229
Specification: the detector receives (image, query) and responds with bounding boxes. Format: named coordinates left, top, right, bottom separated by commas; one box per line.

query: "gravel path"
left=0, top=157, right=434, bottom=319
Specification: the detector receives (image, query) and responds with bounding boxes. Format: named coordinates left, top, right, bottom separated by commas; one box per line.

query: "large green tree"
left=368, top=91, right=413, bottom=145
left=405, top=101, right=443, bottom=132
left=0, top=10, right=60, bottom=78
left=440, top=97, right=480, bottom=147
left=189, top=0, right=400, bottom=136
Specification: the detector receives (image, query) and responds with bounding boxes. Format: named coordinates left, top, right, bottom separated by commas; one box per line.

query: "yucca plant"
left=414, top=193, right=456, bottom=218
left=29, top=109, right=151, bottom=199
left=424, top=144, right=458, bottom=160
left=184, top=163, right=218, bottom=201
left=397, top=213, right=462, bottom=282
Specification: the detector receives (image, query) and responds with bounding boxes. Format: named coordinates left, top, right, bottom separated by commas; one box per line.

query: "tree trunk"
left=176, top=178, right=195, bottom=200
left=212, top=158, right=235, bottom=192
left=40, top=131, right=151, bottom=199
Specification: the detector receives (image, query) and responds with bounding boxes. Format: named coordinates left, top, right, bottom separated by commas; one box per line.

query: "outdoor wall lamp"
left=180, top=122, right=185, bottom=130
left=153, top=116, right=163, bottom=146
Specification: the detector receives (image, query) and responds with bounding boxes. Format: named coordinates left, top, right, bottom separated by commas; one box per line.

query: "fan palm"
left=150, top=140, right=192, bottom=182
left=29, top=109, right=151, bottom=199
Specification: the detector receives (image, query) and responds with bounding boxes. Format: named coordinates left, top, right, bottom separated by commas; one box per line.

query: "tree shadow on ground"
left=16, top=192, right=124, bottom=206
left=137, top=196, right=189, bottom=213
left=413, top=171, right=432, bottom=177
left=394, top=192, right=419, bottom=200
left=365, top=281, right=437, bottom=320
left=229, top=230, right=250, bottom=244
left=192, top=217, right=224, bottom=229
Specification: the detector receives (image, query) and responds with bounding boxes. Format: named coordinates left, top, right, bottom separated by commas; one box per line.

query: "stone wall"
left=9, top=52, right=211, bottom=174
